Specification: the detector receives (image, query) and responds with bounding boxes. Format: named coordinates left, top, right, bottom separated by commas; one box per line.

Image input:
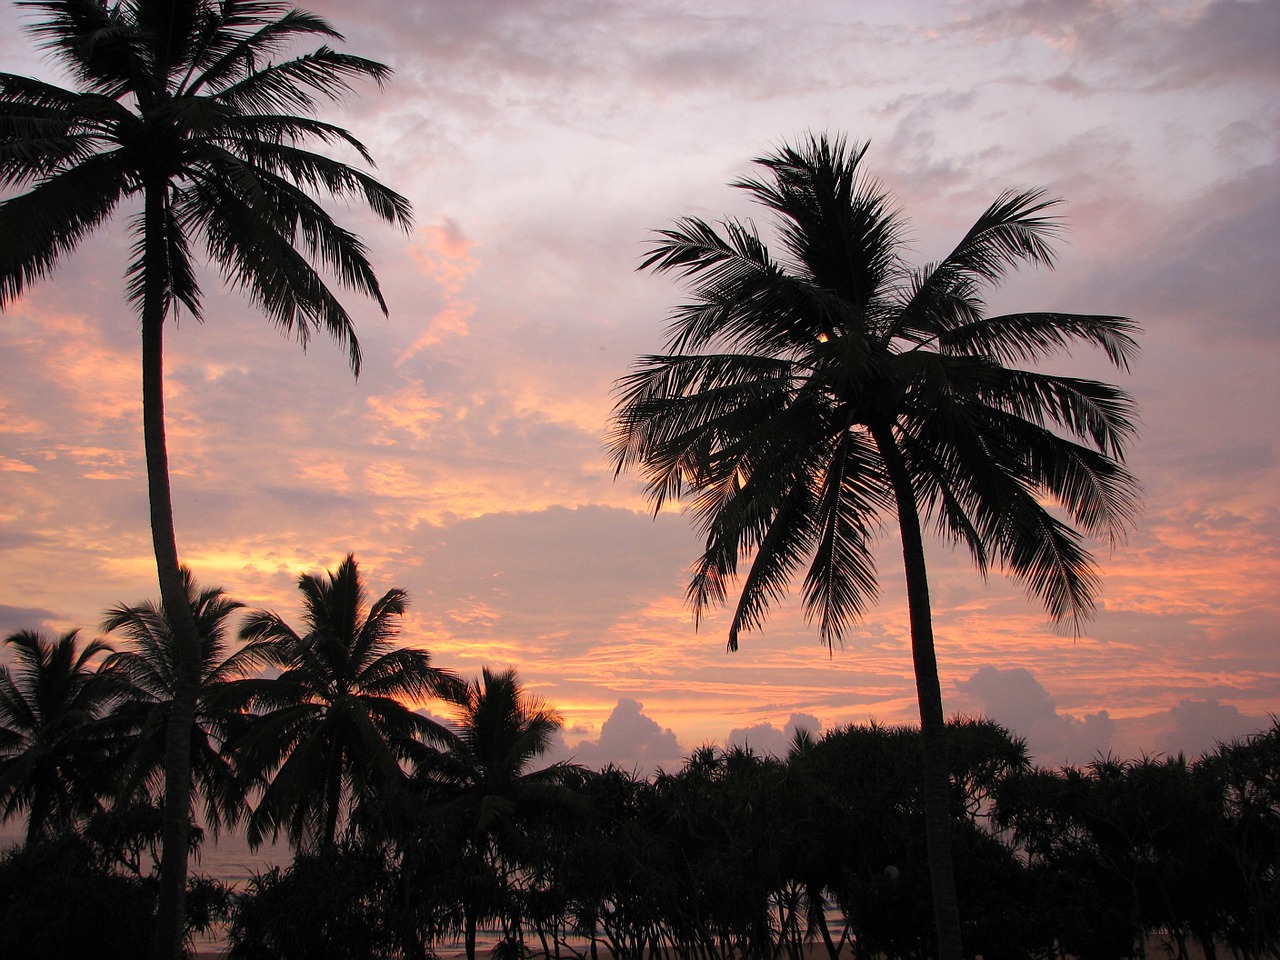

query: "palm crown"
left=0, top=0, right=412, bottom=368
left=611, top=134, right=1140, bottom=649
left=233, top=554, right=461, bottom=851
left=0, top=629, right=121, bottom=845
left=100, top=568, right=254, bottom=831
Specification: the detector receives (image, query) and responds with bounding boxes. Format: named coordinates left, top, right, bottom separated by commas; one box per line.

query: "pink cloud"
left=565, top=698, right=686, bottom=774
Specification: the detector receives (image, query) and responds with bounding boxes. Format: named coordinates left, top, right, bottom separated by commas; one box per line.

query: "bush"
left=227, top=844, right=402, bottom=960
left=0, top=837, right=155, bottom=960
left=0, top=831, right=233, bottom=960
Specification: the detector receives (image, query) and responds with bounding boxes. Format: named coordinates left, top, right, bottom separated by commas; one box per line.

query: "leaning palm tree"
left=0, top=4, right=411, bottom=953
left=232, top=554, right=460, bottom=853
left=609, top=133, right=1140, bottom=960
left=0, top=629, right=121, bottom=845
left=100, top=567, right=256, bottom=834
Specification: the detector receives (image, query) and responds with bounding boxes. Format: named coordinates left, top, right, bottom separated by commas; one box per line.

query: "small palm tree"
left=0, top=5, right=411, bottom=952
left=100, top=567, right=254, bottom=834
left=416, top=667, right=579, bottom=960
left=0, top=629, right=121, bottom=845
left=232, top=554, right=460, bottom=852
left=609, top=133, right=1140, bottom=960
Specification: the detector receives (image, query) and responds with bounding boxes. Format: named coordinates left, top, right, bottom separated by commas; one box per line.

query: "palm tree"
left=0, top=629, right=121, bottom=845
left=415, top=667, right=578, bottom=960
left=608, top=133, right=1140, bottom=960
left=100, top=567, right=255, bottom=834
left=232, top=554, right=460, bottom=852
left=0, top=4, right=411, bottom=953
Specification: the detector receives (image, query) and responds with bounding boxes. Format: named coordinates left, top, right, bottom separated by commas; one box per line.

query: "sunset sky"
left=1, top=0, right=1277, bottom=773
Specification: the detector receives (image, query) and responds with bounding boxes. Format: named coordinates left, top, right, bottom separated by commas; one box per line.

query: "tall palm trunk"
left=872, top=424, right=963, bottom=960
left=142, top=181, right=204, bottom=960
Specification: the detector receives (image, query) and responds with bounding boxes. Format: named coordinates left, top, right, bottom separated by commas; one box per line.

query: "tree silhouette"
left=0, top=3, right=411, bottom=953
left=1207, top=721, right=1280, bottom=957
left=0, top=629, right=120, bottom=845
left=100, top=567, right=254, bottom=833
left=233, top=554, right=459, bottom=853
left=609, top=133, right=1140, bottom=959
left=414, top=666, right=578, bottom=960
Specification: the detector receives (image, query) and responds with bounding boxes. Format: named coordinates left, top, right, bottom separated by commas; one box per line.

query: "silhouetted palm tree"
left=0, top=629, right=120, bottom=845
left=233, top=554, right=459, bottom=852
left=101, top=568, right=254, bottom=833
left=609, top=133, right=1140, bottom=960
left=0, top=4, right=411, bottom=952
left=416, top=667, right=578, bottom=960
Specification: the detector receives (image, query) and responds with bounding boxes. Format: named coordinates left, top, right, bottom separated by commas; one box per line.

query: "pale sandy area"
left=191, top=934, right=1219, bottom=960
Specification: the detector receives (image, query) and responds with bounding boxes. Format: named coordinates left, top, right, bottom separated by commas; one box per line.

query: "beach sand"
left=190, top=933, right=1221, bottom=960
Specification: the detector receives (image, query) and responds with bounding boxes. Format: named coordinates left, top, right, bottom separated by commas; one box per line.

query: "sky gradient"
left=2, top=0, right=1277, bottom=772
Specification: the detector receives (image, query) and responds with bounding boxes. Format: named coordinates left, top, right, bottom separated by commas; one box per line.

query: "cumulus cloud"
left=564, top=698, right=685, bottom=773
left=954, top=666, right=1115, bottom=766
left=725, top=713, right=822, bottom=757
left=1152, top=698, right=1268, bottom=759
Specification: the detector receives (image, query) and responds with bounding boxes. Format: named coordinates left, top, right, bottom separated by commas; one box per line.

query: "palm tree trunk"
left=25, top=779, right=49, bottom=847
left=143, top=181, right=204, bottom=960
left=465, top=908, right=478, bottom=960
left=807, top=884, right=840, bottom=960
left=324, top=743, right=344, bottom=848
left=872, top=424, right=963, bottom=960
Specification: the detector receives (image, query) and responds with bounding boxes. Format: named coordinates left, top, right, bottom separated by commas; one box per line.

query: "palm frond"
left=720, top=473, right=818, bottom=649
left=893, top=190, right=1066, bottom=343
left=213, top=123, right=412, bottom=227
left=125, top=195, right=203, bottom=319
left=17, top=0, right=149, bottom=96
left=183, top=3, right=346, bottom=97
left=208, top=47, right=391, bottom=115
left=941, top=311, right=1141, bottom=371
left=801, top=431, right=884, bottom=648
left=643, top=217, right=839, bottom=354
left=0, top=150, right=130, bottom=307
left=184, top=166, right=365, bottom=372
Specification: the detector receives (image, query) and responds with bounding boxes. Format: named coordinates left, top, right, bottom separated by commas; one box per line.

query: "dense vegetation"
left=2, top=561, right=1277, bottom=960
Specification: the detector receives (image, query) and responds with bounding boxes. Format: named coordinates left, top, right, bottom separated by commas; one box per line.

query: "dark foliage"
left=0, top=829, right=229, bottom=960
left=227, top=844, right=401, bottom=960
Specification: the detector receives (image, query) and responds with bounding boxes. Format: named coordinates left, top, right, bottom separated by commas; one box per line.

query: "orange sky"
left=2, top=0, right=1278, bottom=771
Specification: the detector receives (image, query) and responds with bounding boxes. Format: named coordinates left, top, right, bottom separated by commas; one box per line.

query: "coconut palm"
left=100, top=567, right=254, bottom=833
left=0, top=3, right=411, bottom=952
left=232, top=554, right=460, bottom=853
left=608, top=133, right=1140, bottom=960
left=0, top=629, right=121, bottom=845
left=414, top=667, right=578, bottom=960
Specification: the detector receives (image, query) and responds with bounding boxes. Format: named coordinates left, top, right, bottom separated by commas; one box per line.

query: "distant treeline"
left=2, top=563, right=1277, bottom=960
